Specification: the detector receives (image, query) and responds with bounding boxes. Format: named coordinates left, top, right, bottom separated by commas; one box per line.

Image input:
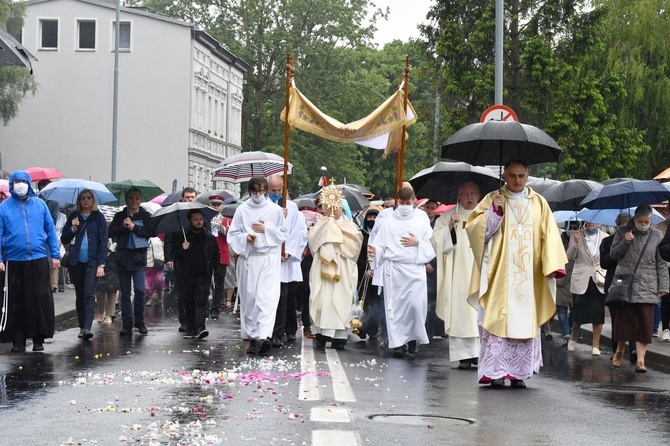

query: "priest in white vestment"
left=227, top=177, right=288, bottom=355
left=369, top=187, right=435, bottom=357
left=466, top=161, right=567, bottom=388
left=431, top=181, right=481, bottom=369
left=308, top=185, right=363, bottom=349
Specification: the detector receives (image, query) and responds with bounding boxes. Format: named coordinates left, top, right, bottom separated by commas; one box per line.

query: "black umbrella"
left=0, top=28, right=37, bottom=73
left=222, top=203, right=241, bottom=218
left=145, top=202, right=218, bottom=237
left=161, top=191, right=185, bottom=207
left=196, top=189, right=235, bottom=205
left=441, top=120, right=562, bottom=166
left=526, top=176, right=561, bottom=194
left=541, top=179, right=602, bottom=211
left=580, top=180, right=670, bottom=210
left=338, top=183, right=375, bottom=199
left=408, top=162, right=500, bottom=204
left=293, top=196, right=317, bottom=210
left=600, top=177, right=635, bottom=186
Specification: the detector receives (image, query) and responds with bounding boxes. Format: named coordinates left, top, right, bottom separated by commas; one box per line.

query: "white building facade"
left=0, top=0, right=248, bottom=194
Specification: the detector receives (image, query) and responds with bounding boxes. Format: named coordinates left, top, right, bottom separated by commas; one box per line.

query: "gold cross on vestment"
left=329, top=177, right=337, bottom=185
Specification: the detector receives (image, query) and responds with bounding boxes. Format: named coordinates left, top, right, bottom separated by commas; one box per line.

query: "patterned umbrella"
left=212, top=151, right=293, bottom=183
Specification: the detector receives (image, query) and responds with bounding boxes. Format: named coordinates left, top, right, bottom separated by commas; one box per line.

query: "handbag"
left=127, top=220, right=149, bottom=249
left=605, top=235, right=652, bottom=305
left=149, top=238, right=165, bottom=268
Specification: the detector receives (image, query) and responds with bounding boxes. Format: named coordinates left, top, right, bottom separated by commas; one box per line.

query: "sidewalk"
left=52, top=290, right=670, bottom=370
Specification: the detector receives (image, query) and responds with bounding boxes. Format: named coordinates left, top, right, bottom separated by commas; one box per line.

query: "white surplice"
left=227, top=197, right=288, bottom=341
left=281, top=200, right=308, bottom=283
left=431, top=205, right=480, bottom=362
left=372, top=208, right=434, bottom=349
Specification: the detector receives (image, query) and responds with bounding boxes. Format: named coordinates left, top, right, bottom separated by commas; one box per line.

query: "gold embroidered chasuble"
left=466, top=186, right=567, bottom=339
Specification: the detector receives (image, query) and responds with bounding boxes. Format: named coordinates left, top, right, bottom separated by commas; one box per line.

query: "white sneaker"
left=567, top=340, right=576, bottom=351
left=662, top=329, right=670, bottom=342
left=592, top=347, right=601, bottom=356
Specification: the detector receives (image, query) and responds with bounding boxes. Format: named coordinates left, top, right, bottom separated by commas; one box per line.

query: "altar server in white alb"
left=266, top=174, right=308, bottom=347
left=368, top=187, right=435, bottom=358
left=431, top=181, right=481, bottom=369
left=227, top=176, right=288, bottom=355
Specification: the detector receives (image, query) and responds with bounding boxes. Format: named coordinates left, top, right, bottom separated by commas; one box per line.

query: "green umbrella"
left=105, top=179, right=164, bottom=206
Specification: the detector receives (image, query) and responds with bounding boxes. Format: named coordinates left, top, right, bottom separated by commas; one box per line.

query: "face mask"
left=250, top=195, right=265, bottom=205
left=365, top=220, right=375, bottom=230
left=585, top=228, right=598, bottom=235
left=268, top=193, right=282, bottom=203
left=397, top=205, right=413, bottom=217
left=13, top=183, right=29, bottom=197
left=635, top=223, right=651, bottom=232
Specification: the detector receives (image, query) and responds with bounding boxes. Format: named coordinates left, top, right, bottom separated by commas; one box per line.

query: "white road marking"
left=310, top=406, right=351, bottom=423
left=299, top=336, right=322, bottom=401
left=312, top=430, right=359, bottom=446
left=325, top=348, right=355, bottom=402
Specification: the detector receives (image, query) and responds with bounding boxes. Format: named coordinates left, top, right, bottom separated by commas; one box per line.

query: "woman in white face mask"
left=610, top=204, right=669, bottom=372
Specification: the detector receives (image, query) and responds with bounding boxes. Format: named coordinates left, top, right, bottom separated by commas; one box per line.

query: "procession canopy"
left=280, top=83, right=417, bottom=157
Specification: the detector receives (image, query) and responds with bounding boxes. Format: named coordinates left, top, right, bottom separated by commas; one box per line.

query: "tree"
left=420, top=0, right=650, bottom=181
left=0, top=0, right=37, bottom=125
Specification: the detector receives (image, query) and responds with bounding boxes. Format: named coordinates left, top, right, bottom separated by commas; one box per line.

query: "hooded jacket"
left=0, top=170, right=60, bottom=262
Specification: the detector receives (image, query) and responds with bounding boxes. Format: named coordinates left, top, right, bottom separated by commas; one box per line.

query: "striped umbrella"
left=212, top=151, right=293, bottom=183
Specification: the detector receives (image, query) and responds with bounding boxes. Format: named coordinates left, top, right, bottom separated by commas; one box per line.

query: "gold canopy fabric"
left=280, top=86, right=417, bottom=157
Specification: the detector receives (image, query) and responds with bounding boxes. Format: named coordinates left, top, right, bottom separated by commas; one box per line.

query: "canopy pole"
left=394, top=57, right=410, bottom=202
left=282, top=54, right=294, bottom=257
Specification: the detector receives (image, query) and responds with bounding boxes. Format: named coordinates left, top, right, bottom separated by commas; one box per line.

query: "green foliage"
left=0, top=0, right=37, bottom=126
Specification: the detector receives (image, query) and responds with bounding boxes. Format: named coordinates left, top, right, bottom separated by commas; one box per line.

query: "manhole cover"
left=368, top=414, right=475, bottom=426
left=584, top=386, right=668, bottom=395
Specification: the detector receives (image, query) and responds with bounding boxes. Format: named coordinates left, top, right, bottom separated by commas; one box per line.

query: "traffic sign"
left=480, top=105, right=518, bottom=123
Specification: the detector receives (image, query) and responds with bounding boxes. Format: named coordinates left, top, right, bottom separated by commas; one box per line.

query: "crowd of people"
left=2, top=163, right=670, bottom=388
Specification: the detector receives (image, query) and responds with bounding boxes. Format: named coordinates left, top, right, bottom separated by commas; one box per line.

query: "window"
left=40, top=19, right=58, bottom=49
left=77, top=20, right=96, bottom=50
left=112, top=21, right=131, bottom=50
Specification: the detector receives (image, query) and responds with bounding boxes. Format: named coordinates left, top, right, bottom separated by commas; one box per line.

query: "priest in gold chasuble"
left=466, top=161, right=567, bottom=388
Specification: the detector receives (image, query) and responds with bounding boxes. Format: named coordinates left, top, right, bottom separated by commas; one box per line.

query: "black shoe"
left=246, top=340, right=258, bottom=354
left=58, top=286, right=65, bottom=292
left=392, top=347, right=405, bottom=359
left=510, top=380, right=527, bottom=389
left=135, top=324, right=148, bottom=335
left=490, top=378, right=505, bottom=388
left=178, top=325, right=188, bottom=333
left=545, top=334, right=553, bottom=341
left=82, top=329, right=94, bottom=340
left=258, top=338, right=272, bottom=354
left=196, top=329, right=209, bottom=340
left=52, top=287, right=57, bottom=293
left=183, top=332, right=196, bottom=339
left=271, top=336, right=283, bottom=348
left=32, top=343, right=44, bottom=352
left=315, top=333, right=327, bottom=349
left=407, top=340, right=418, bottom=355
left=11, top=342, right=26, bottom=353
left=286, top=334, right=297, bottom=343
left=458, top=360, right=472, bottom=370
left=210, top=314, right=219, bottom=320
left=562, top=337, right=569, bottom=346
left=630, top=350, right=638, bottom=365
left=77, top=329, right=84, bottom=339
left=120, top=324, right=133, bottom=336
left=332, top=339, right=346, bottom=350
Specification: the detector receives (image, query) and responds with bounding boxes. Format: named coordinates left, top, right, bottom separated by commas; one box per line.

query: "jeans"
left=69, top=262, right=98, bottom=330
left=556, top=305, right=571, bottom=337
left=118, top=268, right=146, bottom=327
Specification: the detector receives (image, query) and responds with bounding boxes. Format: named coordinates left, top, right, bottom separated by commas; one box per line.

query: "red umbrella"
left=26, top=167, right=65, bottom=181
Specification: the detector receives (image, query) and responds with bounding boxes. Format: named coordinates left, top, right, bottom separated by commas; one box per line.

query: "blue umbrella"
left=39, top=179, right=116, bottom=205
left=577, top=207, right=665, bottom=226
left=580, top=179, right=670, bottom=210
left=552, top=211, right=583, bottom=223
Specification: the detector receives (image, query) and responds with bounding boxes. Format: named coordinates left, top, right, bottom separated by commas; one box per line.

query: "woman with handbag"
left=566, top=221, right=608, bottom=356
left=610, top=205, right=669, bottom=372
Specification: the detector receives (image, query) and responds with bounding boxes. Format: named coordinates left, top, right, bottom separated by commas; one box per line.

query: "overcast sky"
left=372, top=0, right=434, bottom=46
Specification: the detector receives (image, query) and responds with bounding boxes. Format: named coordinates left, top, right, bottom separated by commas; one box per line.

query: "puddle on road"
left=584, top=385, right=669, bottom=395
left=368, top=414, right=475, bottom=426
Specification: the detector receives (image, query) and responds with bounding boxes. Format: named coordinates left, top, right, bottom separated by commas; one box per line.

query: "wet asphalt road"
left=2, top=302, right=670, bottom=445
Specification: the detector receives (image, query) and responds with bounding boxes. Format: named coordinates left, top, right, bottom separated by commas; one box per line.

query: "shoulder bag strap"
left=632, top=235, right=653, bottom=276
